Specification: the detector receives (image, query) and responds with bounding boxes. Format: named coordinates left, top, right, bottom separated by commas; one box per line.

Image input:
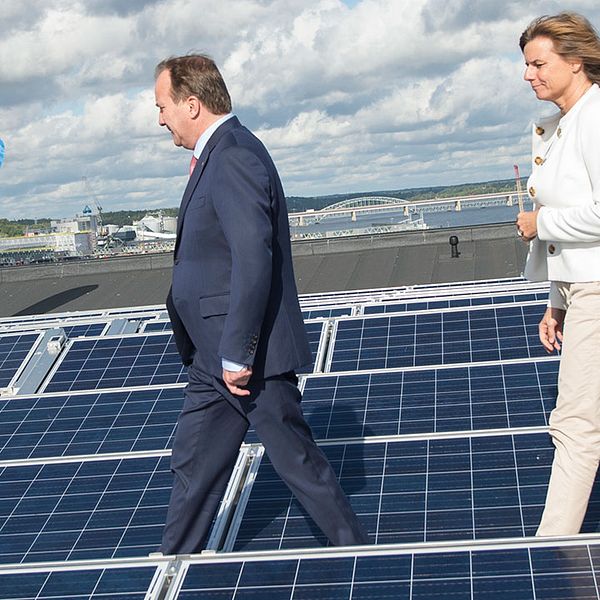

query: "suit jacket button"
left=535, top=126, right=545, bottom=135
left=548, top=244, right=556, bottom=254
left=528, top=186, right=536, bottom=197
left=534, top=156, right=544, bottom=165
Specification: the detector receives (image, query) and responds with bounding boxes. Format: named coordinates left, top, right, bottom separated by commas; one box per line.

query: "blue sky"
left=0, top=0, right=599, bottom=219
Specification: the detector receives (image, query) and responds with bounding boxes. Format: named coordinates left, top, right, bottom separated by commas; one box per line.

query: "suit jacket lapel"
left=174, top=117, right=241, bottom=256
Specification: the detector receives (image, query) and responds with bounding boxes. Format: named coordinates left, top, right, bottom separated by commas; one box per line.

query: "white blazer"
left=524, top=83, right=600, bottom=308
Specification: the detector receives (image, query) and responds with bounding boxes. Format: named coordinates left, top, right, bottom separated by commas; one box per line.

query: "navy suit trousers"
left=160, top=366, right=369, bottom=554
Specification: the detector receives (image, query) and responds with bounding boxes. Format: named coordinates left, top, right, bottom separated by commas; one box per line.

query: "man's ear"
left=187, top=96, right=201, bottom=118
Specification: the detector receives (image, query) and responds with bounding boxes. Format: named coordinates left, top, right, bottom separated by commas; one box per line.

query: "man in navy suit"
left=154, top=54, right=368, bottom=554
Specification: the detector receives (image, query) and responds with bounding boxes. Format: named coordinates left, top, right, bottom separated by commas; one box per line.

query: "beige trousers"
left=537, top=281, right=600, bottom=536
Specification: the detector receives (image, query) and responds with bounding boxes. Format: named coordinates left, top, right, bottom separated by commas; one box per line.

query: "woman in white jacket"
left=517, top=12, right=600, bottom=536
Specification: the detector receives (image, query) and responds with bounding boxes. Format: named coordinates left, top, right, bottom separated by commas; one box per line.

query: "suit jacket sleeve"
left=212, top=145, right=273, bottom=366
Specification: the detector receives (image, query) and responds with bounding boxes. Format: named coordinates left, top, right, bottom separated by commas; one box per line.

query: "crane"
left=82, top=177, right=105, bottom=236
left=513, top=164, right=525, bottom=212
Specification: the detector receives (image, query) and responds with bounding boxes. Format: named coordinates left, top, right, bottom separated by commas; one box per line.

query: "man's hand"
left=223, top=366, right=253, bottom=396
left=516, top=209, right=539, bottom=242
left=539, top=306, right=566, bottom=353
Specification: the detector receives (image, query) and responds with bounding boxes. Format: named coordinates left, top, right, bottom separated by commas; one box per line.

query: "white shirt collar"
left=193, top=113, right=235, bottom=159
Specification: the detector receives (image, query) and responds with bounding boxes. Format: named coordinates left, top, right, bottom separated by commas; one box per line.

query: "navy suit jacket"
left=167, top=117, right=311, bottom=380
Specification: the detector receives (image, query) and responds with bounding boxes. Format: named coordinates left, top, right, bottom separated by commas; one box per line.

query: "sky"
left=1, top=0, right=599, bottom=220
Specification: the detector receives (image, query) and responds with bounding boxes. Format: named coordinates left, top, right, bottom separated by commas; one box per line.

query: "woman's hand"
left=539, top=306, right=566, bottom=353
left=516, top=209, right=539, bottom=241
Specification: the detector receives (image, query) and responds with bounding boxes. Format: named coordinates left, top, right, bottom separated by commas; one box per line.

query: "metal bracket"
left=9, top=328, right=67, bottom=395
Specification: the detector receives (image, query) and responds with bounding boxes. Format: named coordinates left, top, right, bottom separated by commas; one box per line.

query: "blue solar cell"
left=0, top=333, right=39, bottom=389
left=328, top=303, right=548, bottom=372
left=42, top=334, right=187, bottom=393
left=0, top=387, right=183, bottom=460
left=0, top=456, right=171, bottom=564
left=0, top=566, right=158, bottom=599
left=178, top=543, right=600, bottom=600
left=233, top=433, right=560, bottom=551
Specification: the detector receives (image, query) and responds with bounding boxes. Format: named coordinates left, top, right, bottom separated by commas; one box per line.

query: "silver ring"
left=517, top=230, right=524, bottom=237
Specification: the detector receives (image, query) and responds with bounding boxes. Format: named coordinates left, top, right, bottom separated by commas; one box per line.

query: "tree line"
left=0, top=178, right=524, bottom=237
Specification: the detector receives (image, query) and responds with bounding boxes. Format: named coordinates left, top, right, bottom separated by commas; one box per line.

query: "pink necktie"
left=189, top=155, right=198, bottom=176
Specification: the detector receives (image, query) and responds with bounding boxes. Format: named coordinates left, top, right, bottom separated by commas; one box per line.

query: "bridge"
left=288, top=190, right=527, bottom=229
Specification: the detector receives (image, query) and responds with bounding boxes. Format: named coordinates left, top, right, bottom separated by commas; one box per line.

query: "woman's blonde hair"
left=520, top=12, right=600, bottom=84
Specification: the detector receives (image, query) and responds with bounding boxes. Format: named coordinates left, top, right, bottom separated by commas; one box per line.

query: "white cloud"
left=0, top=0, right=599, bottom=218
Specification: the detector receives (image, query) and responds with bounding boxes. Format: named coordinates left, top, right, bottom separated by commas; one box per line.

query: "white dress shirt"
left=191, top=113, right=246, bottom=373
left=193, top=113, right=234, bottom=159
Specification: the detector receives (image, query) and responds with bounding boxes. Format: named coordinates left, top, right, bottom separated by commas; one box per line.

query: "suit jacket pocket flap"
left=198, top=294, right=230, bottom=317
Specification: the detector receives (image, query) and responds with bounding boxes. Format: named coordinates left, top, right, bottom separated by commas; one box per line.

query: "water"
left=290, top=202, right=523, bottom=238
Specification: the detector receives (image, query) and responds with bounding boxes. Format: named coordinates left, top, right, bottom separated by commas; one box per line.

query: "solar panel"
left=61, top=323, right=108, bottom=338
left=302, top=307, right=354, bottom=319
left=298, top=360, right=557, bottom=441
left=16, top=355, right=564, bottom=461
left=12, top=356, right=554, bottom=459
left=0, top=313, right=106, bottom=329
left=142, top=320, right=172, bottom=333
left=0, top=386, right=184, bottom=461
left=177, top=541, right=600, bottom=600
left=362, top=290, right=549, bottom=315
left=141, top=320, right=326, bottom=374
left=301, top=320, right=328, bottom=374
left=41, top=333, right=186, bottom=393
left=0, top=455, right=171, bottom=564
left=232, top=432, right=558, bottom=551
left=298, top=278, right=548, bottom=310
left=0, top=277, right=577, bottom=599
left=0, top=565, right=160, bottom=599
left=0, top=333, right=41, bottom=390
left=327, top=303, right=548, bottom=373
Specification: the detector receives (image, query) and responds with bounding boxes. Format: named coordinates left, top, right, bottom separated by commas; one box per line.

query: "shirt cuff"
left=222, top=358, right=246, bottom=372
